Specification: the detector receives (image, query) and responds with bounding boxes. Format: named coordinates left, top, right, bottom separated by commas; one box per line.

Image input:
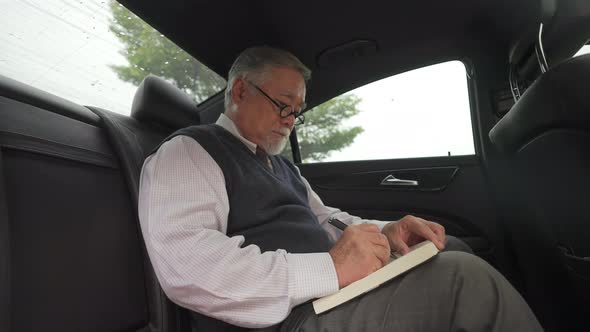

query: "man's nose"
left=281, top=114, right=296, bottom=128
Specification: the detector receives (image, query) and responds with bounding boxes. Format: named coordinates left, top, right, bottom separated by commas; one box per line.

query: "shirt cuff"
left=286, top=252, right=339, bottom=307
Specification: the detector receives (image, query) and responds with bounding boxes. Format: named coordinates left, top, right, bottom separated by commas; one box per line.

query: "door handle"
left=380, top=174, right=419, bottom=187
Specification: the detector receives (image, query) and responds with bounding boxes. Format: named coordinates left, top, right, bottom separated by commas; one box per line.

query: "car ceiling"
left=119, top=0, right=549, bottom=103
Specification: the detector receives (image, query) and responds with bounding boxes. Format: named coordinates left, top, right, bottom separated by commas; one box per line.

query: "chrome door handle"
left=380, top=174, right=419, bottom=186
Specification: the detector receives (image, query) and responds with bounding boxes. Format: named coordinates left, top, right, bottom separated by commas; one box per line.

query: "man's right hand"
left=329, top=224, right=391, bottom=288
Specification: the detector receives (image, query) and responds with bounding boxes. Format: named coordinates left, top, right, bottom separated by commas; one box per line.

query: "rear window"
left=0, top=0, right=226, bottom=115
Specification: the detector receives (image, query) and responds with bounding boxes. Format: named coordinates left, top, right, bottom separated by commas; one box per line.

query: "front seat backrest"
left=489, top=53, right=590, bottom=330
left=489, top=54, right=590, bottom=253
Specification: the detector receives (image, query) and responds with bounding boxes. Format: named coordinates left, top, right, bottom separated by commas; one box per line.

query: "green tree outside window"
left=109, top=1, right=362, bottom=162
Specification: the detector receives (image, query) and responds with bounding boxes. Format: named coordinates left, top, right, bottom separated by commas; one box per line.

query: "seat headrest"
left=490, top=54, right=590, bottom=154
left=131, top=75, right=200, bottom=130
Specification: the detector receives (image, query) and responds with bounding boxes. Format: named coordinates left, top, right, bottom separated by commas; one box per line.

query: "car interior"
left=1, top=0, right=589, bottom=331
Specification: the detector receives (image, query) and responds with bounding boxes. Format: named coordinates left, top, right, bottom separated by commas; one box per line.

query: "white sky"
left=0, top=0, right=157, bottom=114
left=320, top=61, right=475, bottom=162
left=2, top=0, right=589, bottom=162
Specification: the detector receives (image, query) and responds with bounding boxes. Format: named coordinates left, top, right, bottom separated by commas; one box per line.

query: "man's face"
left=230, top=67, right=306, bottom=155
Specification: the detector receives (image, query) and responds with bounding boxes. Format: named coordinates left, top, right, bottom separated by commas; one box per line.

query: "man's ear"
left=230, top=78, right=248, bottom=105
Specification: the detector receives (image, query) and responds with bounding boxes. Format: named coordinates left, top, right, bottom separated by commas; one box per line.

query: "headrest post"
left=535, top=23, right=549, bottom=73
left=509, top=65, right=522, bottom=102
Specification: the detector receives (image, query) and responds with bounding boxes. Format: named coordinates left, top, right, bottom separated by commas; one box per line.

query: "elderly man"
left=138, top=46, right=542, bottom=331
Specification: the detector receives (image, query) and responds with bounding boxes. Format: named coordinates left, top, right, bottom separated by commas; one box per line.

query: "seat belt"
left=88, top=107, right=144, bottom=207
left=0, top=148, right=12, bottom=332
left=88, top=106, right=186, bottom=332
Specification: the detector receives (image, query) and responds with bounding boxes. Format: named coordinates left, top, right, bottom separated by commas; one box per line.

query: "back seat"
left=0, top=73, right=213, bottom=332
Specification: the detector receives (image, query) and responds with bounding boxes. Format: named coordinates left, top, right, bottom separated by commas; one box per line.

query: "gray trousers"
left=275, top=236, right=542, bottom=332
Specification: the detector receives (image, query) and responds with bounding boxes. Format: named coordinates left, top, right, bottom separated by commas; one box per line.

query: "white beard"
left=263, top=127, right=291, bottom=155
left=264, top=136, right=289, bottom=155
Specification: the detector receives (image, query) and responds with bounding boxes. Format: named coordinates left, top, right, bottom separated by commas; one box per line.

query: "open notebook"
left=313, top=240, right=440, bottom=314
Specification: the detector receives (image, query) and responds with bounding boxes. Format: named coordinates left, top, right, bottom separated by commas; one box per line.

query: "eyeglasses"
left=247, top=81, right=305, bottom=125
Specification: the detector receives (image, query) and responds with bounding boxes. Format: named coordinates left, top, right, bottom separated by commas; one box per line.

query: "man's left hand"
left=381, top=215, right=446, bottom=255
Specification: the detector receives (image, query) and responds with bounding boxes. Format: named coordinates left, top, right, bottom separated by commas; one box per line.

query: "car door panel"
left=298, top=155, right=505, bottom=266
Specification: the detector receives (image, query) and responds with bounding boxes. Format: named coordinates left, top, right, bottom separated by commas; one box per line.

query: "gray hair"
left=224, top=46, right=311, bottom=111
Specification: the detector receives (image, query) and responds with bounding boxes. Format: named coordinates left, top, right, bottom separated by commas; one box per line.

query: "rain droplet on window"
left=159, top=34, right=164, bottom=38
left=164, top=61, right=169, bottom=65
left=185, top=58, right=190, bottom=62
left=127, top=16, right=131, bottom=20
left=133, top=64, right=138, bottom=68
left=140, top=67, right=145, bottom=71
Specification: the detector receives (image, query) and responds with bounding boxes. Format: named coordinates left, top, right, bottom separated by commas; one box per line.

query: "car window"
left=286, top=61, right=475, bottom=163
left=574, top=44, right=590, bottom=57
left=0, top=0, right=226, bottom=115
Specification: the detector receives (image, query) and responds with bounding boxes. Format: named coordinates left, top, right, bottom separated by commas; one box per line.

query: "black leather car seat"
left=0, top=74, right=168, bottom=332
left=89, top=74, right=201, bottom=332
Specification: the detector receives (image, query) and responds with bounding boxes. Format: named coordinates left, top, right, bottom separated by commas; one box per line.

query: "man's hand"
left=329, top=224, right=391, bottom=288
left=382, top=215, right=446, bottom=255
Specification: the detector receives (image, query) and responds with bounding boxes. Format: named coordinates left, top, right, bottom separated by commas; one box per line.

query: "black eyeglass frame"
left=246, top=80, right=306, bottom=125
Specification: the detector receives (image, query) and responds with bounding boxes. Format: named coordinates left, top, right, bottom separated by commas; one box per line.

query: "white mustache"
left=276, top=128, right=291, bottom=136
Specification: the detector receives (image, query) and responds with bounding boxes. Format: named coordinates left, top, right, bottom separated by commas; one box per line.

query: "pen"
left=328, top=217, right=349, bottom=231
left=328, top=217, right=400, bottom=258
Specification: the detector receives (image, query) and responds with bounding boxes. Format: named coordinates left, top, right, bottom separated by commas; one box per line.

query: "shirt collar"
left=215, top=113, right=257, bottom=154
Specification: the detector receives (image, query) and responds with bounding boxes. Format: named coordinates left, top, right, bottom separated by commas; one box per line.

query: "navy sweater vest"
left=153, top=124, right=333, bottom=253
